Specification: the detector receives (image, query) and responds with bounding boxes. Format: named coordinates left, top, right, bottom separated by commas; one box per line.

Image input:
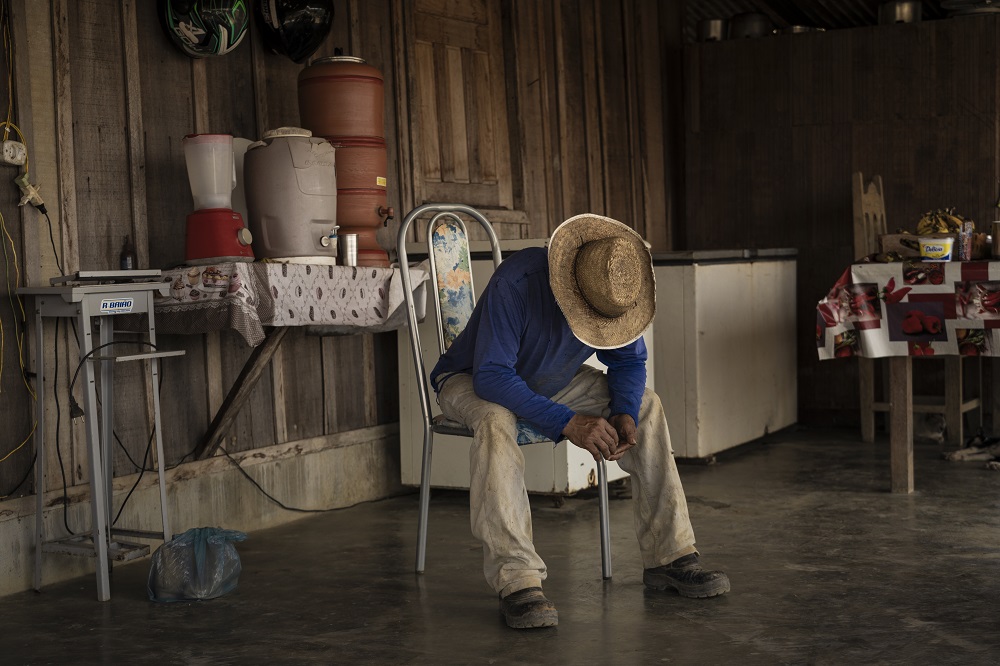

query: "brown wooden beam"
left=196, top=327, right=289, bottom=459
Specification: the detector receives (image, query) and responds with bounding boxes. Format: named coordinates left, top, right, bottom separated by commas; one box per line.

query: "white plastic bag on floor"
left=147, top=527, right=248, bottom=602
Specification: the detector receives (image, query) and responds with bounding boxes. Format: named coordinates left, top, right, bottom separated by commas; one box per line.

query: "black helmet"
left=256, top=0, right=334, bottom=63
left=161, top=0, right=250, bottom=58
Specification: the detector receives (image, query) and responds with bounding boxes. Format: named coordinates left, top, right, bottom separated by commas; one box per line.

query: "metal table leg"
left=33, top=308, right=45, bottom=592
left=77, top=300, right=112, bottom=600
left=146, top=291, right=171, bottom=541
left=99, top=317, right=115, bottom=531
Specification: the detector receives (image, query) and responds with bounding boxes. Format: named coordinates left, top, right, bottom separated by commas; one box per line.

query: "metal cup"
left=339, top=233, right=358, bottom=266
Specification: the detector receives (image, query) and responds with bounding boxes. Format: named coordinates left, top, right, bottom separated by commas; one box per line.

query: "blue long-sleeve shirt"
left=430, top=247, right=647, bottom=442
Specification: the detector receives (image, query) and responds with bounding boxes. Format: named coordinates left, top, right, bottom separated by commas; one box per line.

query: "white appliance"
left=651, top=250, right=798, bottom=459
left=398, top=239, right=654, bottom=494
left=243, top=127, right=340, bottom=264
left=182, top=133, right=255, bottom=264
left=183, top=133, right=236, bottom=210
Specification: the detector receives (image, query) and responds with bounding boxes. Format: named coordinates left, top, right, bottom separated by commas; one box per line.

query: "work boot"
left=643, top=553, right=730, bottom=598
left=499, top=587, right=558, bottom=629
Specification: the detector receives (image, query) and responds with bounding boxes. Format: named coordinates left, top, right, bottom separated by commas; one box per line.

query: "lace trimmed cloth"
left=148, top=261, right=428, bottom=346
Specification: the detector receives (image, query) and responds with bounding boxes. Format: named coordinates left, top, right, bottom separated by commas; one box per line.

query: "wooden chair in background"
left=852, top=171, right=980, bottom=446
left=852, top=172, right=887, bottom=264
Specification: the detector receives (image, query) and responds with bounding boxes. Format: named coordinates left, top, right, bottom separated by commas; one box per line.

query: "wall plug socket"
left=1, top=140, right=26, bottom=165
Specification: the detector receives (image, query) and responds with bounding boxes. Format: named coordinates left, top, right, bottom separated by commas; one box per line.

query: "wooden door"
left=396, top=0, right=528, bottom=232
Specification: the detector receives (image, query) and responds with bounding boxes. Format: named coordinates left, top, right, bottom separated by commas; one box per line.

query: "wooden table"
left=141, top=262, right=427, bottom=459
left=816, top=259, right=995, bottom=492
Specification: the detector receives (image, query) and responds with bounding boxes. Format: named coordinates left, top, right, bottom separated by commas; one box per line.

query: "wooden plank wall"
left=0, top=0, right=34, bottom=498
left=504, top=0, right=682, bottom=244
left=0, top=0, right=681, bottom=497
left=0, top=0, right=404, bottom=497
left=684, top=17, right=1000, bottom=424
left=396, top=0, right=683, bottom=245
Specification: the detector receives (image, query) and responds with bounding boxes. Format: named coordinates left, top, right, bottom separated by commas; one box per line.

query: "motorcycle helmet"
left=161, top=0, right=250, bottom=58
left=256, top=0, right=334, bottom=63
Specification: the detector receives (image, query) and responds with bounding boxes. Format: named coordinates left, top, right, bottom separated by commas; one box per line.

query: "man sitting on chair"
left=430, top=214, right=730, bottom=629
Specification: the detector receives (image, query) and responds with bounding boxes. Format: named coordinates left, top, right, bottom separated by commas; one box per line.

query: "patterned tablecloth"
left=153, top=261, right=428, bottom=346
left=816, top=260, right=1000, bottom=359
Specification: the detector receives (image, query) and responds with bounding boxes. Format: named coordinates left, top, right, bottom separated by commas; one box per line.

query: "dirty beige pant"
left=438, top=365, right=697, bottom=598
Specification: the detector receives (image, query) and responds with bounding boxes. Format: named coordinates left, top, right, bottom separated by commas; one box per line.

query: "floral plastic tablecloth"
left=816, top=260, right=999, bottom=359
left=153, top=262, right=427, bottom=346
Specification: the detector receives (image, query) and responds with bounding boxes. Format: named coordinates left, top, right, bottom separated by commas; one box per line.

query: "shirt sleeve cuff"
left=543, top=407, right=575, bottom=443
left=609, top=401, right=641, bottom=428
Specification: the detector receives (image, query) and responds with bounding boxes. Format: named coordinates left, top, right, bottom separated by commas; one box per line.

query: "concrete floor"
left=1, top=426, right=999, bottom=665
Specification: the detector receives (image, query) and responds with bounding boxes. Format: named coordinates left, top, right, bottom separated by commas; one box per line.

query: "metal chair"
left=397, top=203, right=612, bottom=578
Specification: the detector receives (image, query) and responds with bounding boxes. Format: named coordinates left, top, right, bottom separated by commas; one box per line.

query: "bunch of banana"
left=916, top=208, right=973, bottom=235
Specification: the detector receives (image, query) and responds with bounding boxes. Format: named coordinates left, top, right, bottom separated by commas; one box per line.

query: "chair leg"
left=416, top=427, right=434, bottom=574
left=944, top=357, right=963, bottom=447
left=970, top=357, right=983, bottom=434
left=991, top=359, right=1000, bottom=434
left=597, top=458, right=612, bottom=580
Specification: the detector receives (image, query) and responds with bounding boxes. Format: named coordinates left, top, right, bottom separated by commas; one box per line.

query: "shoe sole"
left=644, top=574, right=731, bottom=598
left=503, top=609, right=559, bottom=629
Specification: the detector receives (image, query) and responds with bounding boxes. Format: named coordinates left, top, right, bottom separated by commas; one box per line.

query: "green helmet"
left=161, top=0, right=250, bottom=58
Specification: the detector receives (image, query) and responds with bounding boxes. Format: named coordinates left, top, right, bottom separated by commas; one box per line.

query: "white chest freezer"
left=651, top=249, right=798, bottom=459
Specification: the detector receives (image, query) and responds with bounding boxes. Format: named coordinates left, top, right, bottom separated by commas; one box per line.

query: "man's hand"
left=563, top=414, right=619, bottom=461
left=607, top=414, right=637, bottom=462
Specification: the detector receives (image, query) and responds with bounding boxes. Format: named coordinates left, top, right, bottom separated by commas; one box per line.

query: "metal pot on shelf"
left=730, top=12, right=772, bottom=39
left=879, top=1, right=922, bottom=25
left=696, top=19, right=728, bottom=42
left=774, top=25, right=825, bottom=35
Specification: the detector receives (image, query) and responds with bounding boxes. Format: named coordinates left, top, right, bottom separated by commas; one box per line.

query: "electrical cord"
left=114, top=430, right=148, bottom=472
left=42, top=210, right=63, bottom=276
left=219, top=446, right=329, bottom=514
left=64, top=336, right=199, bottom=525
left=53, top=319, right=73, bottom=534
left=112, top=427, right=154, bottom=527
left=115, top=429, right=200, bottom=473
left=52, top=339, right=323, bottom=518
left=0, top=208, right=34, bottom=398
left=0, top=452, right=33, bottom=499
left=0, top=207, right=37, bottom=502
left=0, top=222, right=36, bottom=462
left=54, top=339, right=159, bottom=533
left=67, top=340, right=157, bottom=406
left=0, top=1, right=43, bottom=502
left=0, top=422, right=33, bottom=463
left=1, top=2, right=17, bottom=153
left=9, top=217, right=299, bottom=521
left=94, top=337, right=164, bottom=473
left=105, top=356, right=198, bottom=473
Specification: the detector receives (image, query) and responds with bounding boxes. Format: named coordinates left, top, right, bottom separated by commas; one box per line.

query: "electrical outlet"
left=14, top=172, right=43, bottom=208
left=1, top=140, right=26, bottom=166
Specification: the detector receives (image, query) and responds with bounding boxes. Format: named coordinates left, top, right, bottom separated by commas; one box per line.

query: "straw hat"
left=548, top=214, right=655, bottom=349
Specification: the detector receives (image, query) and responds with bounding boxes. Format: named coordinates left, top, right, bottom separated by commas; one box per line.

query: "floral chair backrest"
left=427, top=212, right=550, bottom=445
left=431, top=219, right=475, bottom=350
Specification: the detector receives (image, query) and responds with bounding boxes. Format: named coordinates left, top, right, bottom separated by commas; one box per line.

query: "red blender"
left=183, top=133, right=255, bottom=264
